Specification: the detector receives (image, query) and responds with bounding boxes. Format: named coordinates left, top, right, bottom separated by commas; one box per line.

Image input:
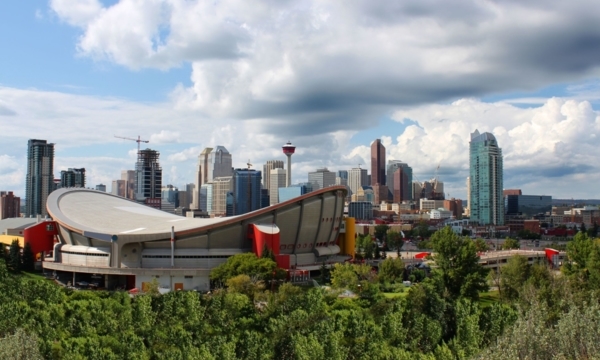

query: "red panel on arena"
left=250, top=224, right=281, bottom=257
left=23, top=221, right=58, bottom=255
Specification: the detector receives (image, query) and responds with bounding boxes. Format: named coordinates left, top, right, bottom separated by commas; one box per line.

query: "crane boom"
left=114, top=135, right=150, bottom=153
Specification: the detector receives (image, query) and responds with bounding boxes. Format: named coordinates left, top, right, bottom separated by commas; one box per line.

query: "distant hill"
left=553, top=199, right=600, bottom=206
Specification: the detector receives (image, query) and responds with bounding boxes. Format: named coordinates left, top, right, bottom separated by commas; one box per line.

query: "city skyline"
left=2, top=1, right=600, bottom=199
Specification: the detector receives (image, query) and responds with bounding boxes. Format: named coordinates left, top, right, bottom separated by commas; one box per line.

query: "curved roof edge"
left=47, top=186, right=348, bottom=238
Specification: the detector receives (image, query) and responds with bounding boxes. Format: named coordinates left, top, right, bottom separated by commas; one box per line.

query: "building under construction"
left=413, top=179, right=445, bottom=201
left=135, top=149, right=162, bottom=209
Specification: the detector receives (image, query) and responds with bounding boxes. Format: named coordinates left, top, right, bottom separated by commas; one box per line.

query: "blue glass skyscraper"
left=469, top=130, right=504, bottom=225
left=233, top=169, right=262, bottom=215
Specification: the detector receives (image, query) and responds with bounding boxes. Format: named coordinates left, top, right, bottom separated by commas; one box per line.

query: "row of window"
left=277, top=241, right=337, bottom=250
left=142, top=255, right=230, bottom=259
left=61, top=251, right=108, bottom=257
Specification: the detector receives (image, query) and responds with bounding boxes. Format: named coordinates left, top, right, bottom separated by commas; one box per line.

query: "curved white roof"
left=47, top=188, right=232, bottom=236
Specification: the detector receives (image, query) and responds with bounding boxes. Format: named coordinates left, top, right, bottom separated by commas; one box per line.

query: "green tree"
left=8, top=239, right=21, bottom=272
left=563, top=231, right=593, bottom=278
left=414, top=221, right=431, bottom=239
left=502, top=237, right=520, bottom=250
left=355, top=234, right=375, bottom=260
left=226, top=274, right=265, bottom=298
left=386, top=230, right=403, bottom=256
left=260, top=244, right=275, bottom=261
left=22, top=242, right=35, bottom=272
left=210, top=253, right=280, bottom=283
left=580, top=222, right=587, bottom=234
left=374, top=224, right=390, bottom=242
left=0, top=328, right=44, bottom=360
left=473, top=238, right=489, bottom=252
left=430, top=226, right=489, bottom=301
left=378, top=257, right=404, bottom=284
left=499, top=255, right=530, bottom=301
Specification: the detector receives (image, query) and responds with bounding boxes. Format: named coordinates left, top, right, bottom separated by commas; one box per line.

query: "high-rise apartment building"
left=60, top=168, right=86, bottom=188
left=469, top=130, right=504, bottom=225
left=308, top=167, right=336, bottom=190
left=233, top=169, right=262, bottom=215
left=135, top=149, right=162, bottom=207
left=25, top=139, right=55, bottom=217
left=269, top=168, right=287, bottom=205
left=0, top=191, right=20, bottom=219
left=263, top=160, right=284, bottom=194
left=348, top=167, right=368, bottom=196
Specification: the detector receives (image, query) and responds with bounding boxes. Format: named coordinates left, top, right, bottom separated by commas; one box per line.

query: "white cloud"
left=50, top=0, right=103, bottom=27
left=150, top=130, right=180, bottom=144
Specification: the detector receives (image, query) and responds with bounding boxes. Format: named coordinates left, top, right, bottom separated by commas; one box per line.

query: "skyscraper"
left=263, top=160, right=284, bottom=194
left=122, top=170, right=136, bottom=200
left=371, top=139, right=386, bottom=186
left=387, top=160, right=413, bottom=202
left=192, top=146, right=233, bottom=210
left=370, top=139, right=387, bottom=204
left=192, top=147, right=213, bottom=209
left=25, top=139, right=55, bottom=217
left=269, top=168, right=287, bottom=205
left=469, top=130, right=504, bottom=225
left=348, top=167, right=368, bottom=196
left=308, top=167, right=336, bottom=190
left=60, top=168, right=86, bottom=188
left=212, top=176, right=233, bottom=216
left=135, top=149, right=162, bottom=208
left=233, top=169, right=262, bottom=215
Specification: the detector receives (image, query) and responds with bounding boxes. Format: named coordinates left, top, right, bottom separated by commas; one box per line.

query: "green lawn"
left=383, top=292, right=408, bottom=299
left=479, top=290, right=500, bottom=307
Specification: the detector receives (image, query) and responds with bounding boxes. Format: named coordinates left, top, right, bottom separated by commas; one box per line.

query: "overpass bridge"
left=366, top=249, right=566, bottom=270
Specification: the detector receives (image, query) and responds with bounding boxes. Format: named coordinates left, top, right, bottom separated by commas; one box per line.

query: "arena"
left=43, top=186, right=349, bottom=291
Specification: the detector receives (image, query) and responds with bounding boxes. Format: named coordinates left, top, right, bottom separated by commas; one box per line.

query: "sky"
left=1, top=0, right=600, bottom=200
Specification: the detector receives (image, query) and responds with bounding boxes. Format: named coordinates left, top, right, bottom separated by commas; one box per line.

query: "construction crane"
left=247, top=160, right=253, bottom=214
left=114, top=135, right=149, bottom=153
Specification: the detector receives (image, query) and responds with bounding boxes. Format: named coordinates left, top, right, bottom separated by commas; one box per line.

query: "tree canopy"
left=430, top=226, right=489, bottom=301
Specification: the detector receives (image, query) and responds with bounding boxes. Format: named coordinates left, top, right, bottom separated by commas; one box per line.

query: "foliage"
left=518, top=229, right=541, bottom=239
left=355, top=234, right=375, bottom=260
left=8, top=239, right=21, bottom=273
left=22, top=242, right=35, bottom=272
left=330, top=262, right=378, bottom=298
left=430, top=226, right=489, bottom=301
left=386, top=230, right=403, bottom=256
left=210, top=253, right=279, bottom=283
left=499, top=255, right=530, bottom=301
left=473, top=238, right=489, bottom=252
left=0, top=328, right=43, bottom=360
left=378, top=257, right=404, bottom=284
left=563, top=231, right=597, bottom=278
left=226, top=274, right=265, bottom=297
left=413, top=221, right=433, bottom=239
left=477, top=288, right=600, bottom=359
left=502, top=237, right=520, bottom=250
left=374, top=224, right=390, bottom=241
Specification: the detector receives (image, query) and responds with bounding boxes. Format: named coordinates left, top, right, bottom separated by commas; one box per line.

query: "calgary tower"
left=282, top=141, right=296, bottom=187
